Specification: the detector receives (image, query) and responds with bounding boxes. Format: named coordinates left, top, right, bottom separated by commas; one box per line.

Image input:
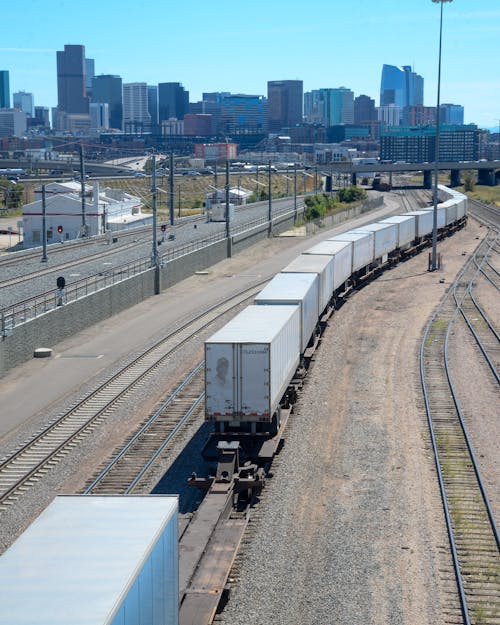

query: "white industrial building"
left=22, top=181, right=151, bottom=247
left=205, top=186, right=252, bottom=209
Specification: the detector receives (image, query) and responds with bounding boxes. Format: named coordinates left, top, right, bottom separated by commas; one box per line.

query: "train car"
left=0, top=495, right=179, bottom=625
left=205, top=305, right=301, bottom=430
left=281, top=254, right=335, bottom=316
left=330, top=231, right=375, bottom=276
left=202, top=185, right=468, bottom=462
left=379, top=215, right=416, bottom=251
left=350, top=221, right=398, bottom=264
left=255, top=272, right=320, bottom=354
left=303, top=239, right=352, bottom=293
left=405, top=210, right=434, bottom=239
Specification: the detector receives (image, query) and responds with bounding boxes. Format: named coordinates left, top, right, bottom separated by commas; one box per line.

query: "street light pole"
left=430, top=0, right=453, bottom=272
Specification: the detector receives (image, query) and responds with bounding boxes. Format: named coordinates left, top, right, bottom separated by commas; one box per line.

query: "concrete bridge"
left=321, top=160, right=500, bottom=188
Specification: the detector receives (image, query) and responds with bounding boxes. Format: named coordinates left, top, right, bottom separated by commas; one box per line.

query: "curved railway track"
left=420, top=229, right=500, bottom=625
left=0, top=280, right=269, bottom=512
left=83, top=362, right=205, bottom=495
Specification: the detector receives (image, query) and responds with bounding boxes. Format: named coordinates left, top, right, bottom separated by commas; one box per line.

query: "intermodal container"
left=379, top=215, right=416, bottom=248
left=0, top=495, right=179, bottom=625
left=330, top=230, right=374, bottom=273
left=281, top=254, right=335, bottom=313
left=205, top=305, right=300, bottom=423
left=255, top=272, right=319, bottom=353
left=405, top=210, right=434, bottom=238
left=350, top=222, right=398, bottom=261
left=303, top=239, right=352, bottom=291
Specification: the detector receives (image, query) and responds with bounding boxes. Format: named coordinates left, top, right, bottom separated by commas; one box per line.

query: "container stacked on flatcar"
left=203, top=186, right=468, bottom=453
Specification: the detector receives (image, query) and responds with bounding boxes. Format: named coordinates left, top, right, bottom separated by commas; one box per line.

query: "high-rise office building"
left=0, top=70, right=10, bottom=108
left=92, top=74, right=123, bottom=130
left=56, top=44, right=89, bottom=114
left=267, top=80, right=303, bottom=132
left=123, top=83, right=150, bottom=131
left=303, top=88, right=353, bottom=126
left=13, top=91, right=34, bottom=117
left=380, top=64, right=423, bottom=110
left=34, top=106, right=50, bottom=128
left=440, top=103, right=464, bottom=125
left=354, top=95, right=376, bottom=124
left=219, top=94, right=268, bottom=134
left=90, top=102, right=109, bottom=131
left=158, top=82, right=189, bottom=121
left=147, top=86, right=158, bottom=126
left=85, top=58, right=95, bottom=99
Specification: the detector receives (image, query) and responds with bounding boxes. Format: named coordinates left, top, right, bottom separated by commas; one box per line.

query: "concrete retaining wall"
left=1, top=200, right=371, bottom=377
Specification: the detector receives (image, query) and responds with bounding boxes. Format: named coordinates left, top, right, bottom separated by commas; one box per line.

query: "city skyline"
left=1, top=0, right=499, bottom=129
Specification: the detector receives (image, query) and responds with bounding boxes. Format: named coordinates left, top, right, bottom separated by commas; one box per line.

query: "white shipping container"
left=438, top=198, right=458, bottom=225
left=303, top=239, right=352, bottom=291
left=350, top=222, right=397, bottom=260
left=405, top=210, right=434, bottom=238
left=281, top=254, right=335, bottom=313
left=205, top=305, right=300, bottom=422
left=0, top=495, right=179, bottom=625
left=255, top=272, right=319, bottom=353
left=330, top=230, right=374, bottom=273
left=422, top=206, right=446, bottom=228
left=379, top=215, right=416, bottom=248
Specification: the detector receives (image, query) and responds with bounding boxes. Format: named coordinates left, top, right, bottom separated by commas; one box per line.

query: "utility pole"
left=225, top=160, right=231, bottom=257
left=268, top=160, right=272, bottom=236
left=294, top=163, right=297, bottom=223
left=151, top=154, right=160, bottom=294
left=41, top=184, right=48, bottom=262
left=79, top=144, right=86, bottom=237
left=168, top=153, right=174, bottom=226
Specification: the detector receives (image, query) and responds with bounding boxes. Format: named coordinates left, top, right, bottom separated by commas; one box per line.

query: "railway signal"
left=160, top=223, right=166, bottom=242
left=56, top=276, right=65, bottom=306
left=57, top=225, right=63, bottom=242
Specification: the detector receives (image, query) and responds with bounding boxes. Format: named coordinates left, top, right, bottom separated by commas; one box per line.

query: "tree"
left=462, top=171, right=475, bottom=192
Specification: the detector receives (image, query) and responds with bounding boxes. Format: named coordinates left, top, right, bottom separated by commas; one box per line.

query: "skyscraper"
left=267, top=80, right=303, bottom=132
left=147, top=86, right=158, bottom=126
left=122, top=83, right=150, bottom=131
left=13, top=91, right=34, bottom=117
left=57, top=44, right=89, bottom=114
left=219, top=94, right=268, bottom=134
left=0, top=71, right=10, bottom=108
left=440, top=103, right=464, bottom=125
left=85, top=58, right=95, bottom=99
left=92, top=74, right=123, bottom=130
left=380, top=64, right=423, bottom=110
left=158, top=82, right=189, bottom=122
left=354, top=95, right=376, bottom=124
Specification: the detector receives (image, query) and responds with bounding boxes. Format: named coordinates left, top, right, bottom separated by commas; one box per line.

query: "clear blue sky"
left=1, top=0, right=499, bottom=130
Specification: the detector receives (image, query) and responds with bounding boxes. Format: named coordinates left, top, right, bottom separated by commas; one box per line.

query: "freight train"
left=203, top=185, right=468, bottom=460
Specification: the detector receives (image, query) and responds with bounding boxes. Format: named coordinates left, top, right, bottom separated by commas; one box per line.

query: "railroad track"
left=0, top=280, right=269, bottom=512
left=83, top=362, right=205, bottom=495
left=420, top=229, right=500, bottom=624
left=469, top=198, right=500, bottom=229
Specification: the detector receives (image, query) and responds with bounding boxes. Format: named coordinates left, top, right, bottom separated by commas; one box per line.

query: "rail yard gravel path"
left=220, top=219, right=492, bottom=625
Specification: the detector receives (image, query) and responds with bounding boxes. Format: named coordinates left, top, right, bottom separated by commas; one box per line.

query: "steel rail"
left=456, top=231, right=500, bottom=384
left=420, top=233, right=500, bottom=625
left=83, top=362, right=204, bottom=494
left=0, top=280, right=268, bottom=510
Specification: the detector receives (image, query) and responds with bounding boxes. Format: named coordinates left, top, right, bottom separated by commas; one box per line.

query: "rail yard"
left=0, top=188, right=498, bottom=625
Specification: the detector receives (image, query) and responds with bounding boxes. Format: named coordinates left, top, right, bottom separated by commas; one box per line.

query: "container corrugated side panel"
left=352, top=223, right=397, bottom=258
left=281, top=254, right=334, bottom=313
left=440, top=199, right=457, bottom=225
left=406, top=210, right=434, bottom=238
left=379, top=215, right=416, bottom=248
left=303, top=240, right=353, bottom=291
left=255, top=273, right=319, bottom=352
left=331, top=231, right=374, bottom=272
left=422, top=206, right=446, bottom=228
left=269, top=305, right=301, bottom=415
